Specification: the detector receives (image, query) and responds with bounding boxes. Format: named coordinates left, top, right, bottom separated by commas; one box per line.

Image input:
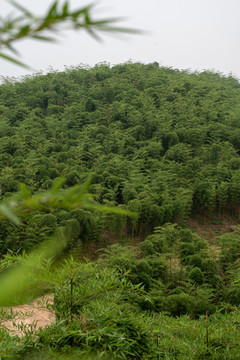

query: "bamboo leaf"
left=46, top=1, right=58, bottom=19
left=5, top=43, right=19, bottom=55
left=31, top=34, right=56, bottom=42
left=19, top=183, right=31, bottom=200
left=1, top=1, right=140, bottom=69
left=85, top=28, right=102, bottom=42
left=17, top=25, right=30, bottom=37
left=0, top=204, right=20, bottom=225
left=62, top=1, right=69, bottom=16
left=71, top=5, right=93, bottom=19
left=8, top=0, right=34, bottom=19
left=0, top=229, right=67, bottom=305
left=50, top=177, right=65, bottom=194
left=0, top=52, right=30, bottom=69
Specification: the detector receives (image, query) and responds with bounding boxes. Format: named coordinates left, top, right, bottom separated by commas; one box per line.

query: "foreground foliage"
left=1, top=223, right=240, bottom=359
left=0, top=0, right=137, bottom=68
left=0, top=256, right=240, bottom=359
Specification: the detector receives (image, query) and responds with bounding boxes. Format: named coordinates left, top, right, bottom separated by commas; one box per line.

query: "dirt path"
left=1, top=295, right=55, bottom=337
left=187, top=216, right=237, bottom=240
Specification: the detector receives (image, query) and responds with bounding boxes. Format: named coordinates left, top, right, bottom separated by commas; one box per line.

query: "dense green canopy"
left=0, top=62, right=240, bottom=248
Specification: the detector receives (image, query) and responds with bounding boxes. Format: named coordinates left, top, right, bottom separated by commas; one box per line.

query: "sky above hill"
left=1, top=0, right=240, bottom=79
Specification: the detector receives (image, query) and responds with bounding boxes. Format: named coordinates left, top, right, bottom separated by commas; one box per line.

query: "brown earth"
left=187, top=215, right=238, bottom=241
left=1, top=295, right=55, bottom=337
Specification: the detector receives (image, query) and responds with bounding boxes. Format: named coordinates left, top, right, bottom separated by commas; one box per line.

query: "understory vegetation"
left=0, top=62, right=240, bottom=358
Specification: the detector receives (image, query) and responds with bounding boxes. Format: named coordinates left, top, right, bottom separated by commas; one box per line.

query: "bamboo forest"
left=0, top=62, right=240, bottom=359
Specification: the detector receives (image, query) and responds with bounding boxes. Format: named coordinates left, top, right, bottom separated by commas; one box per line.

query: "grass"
left=1, top=296, right=240, bottom=359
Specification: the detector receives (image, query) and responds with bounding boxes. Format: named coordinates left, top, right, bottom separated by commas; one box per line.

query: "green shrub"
left=154, top=224, right=179, bottom=246
left=165, top=293, right=194, bottom=316
left=98, top=244, right=136, bottom=272
left=202, top=259, right=218, bottom=281
left=139, top=239, right=154, bottom=256
left=179, top=243, right=196, bottom=263
left=219, top=233, right=240, bottom=271
left=190, top=286, right=215, bottom=316
left=53, top=261, right=150, bottom=359
left=147, top=256, right=168, bottom=281
left=179, top=228, right=194, bottom=243
left=139, top=233, right=167, bottom=257
left=131, top=259, right=152, bottom=290
left=188, top=267, right=204, bottom=285
left=188, top=254, right=203, bottom=268
left=227, top=285, right=240, bottom=306
left=194, top=238, right=207, bottom=252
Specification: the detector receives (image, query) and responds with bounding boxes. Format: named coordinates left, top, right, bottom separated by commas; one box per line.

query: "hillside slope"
left=0, top=63, right=240, bottom=250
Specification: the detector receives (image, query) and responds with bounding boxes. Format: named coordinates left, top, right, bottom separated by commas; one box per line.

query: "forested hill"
left=2, top=62, right=240, bottom=359
left=0, top=62, right=240, bottom=247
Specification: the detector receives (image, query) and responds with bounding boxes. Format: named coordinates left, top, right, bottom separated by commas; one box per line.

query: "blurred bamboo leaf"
left=19, top=183, right=31, bottom=200
left=0, top=178, right=136, bottom=305
left=9, top=0, right=35, bottom=19
left=0, top=0, right=141, bottom=68
left=0, top=52, right=30, bottom=68
left=0, top=204, right=20, bottom=225
left=0, top=228, right=67, bottom=305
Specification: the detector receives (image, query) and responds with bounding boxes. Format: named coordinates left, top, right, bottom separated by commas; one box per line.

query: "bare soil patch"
left=187, top=215, right=238, bottom=241
left=1, top=295, right=55, bottom=337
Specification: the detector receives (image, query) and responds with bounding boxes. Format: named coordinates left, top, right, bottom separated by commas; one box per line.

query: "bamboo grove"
left=0, top=63, right=240, bottom=249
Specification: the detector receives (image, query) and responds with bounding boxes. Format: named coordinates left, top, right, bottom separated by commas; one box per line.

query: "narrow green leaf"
left=0, top=52, right=30, bottom=69
left=17, top=25, right=30, bottom=37
left=19, top=183, right=31, bottom=200
left=71, top=5, right=93, bottom=19
left=31, top=34, right=56, bottom=42
left=77, top=175, right=92, bottom=194
left=0, top=230, right=67, bottom=305
left=50, top=177, right=65, bottom=194
left=8, top=0, right=34, bottom=19
left=95, top=25, right=141, bottom=34
left=62, top=1, right=69, bottom=16
left=46, top=1, right=58, bottom=19
left=85, top=28, right=102, bottom=42
left=0, top=204, right=20, bottom=225
left=5, top=43, right=19, bottom=55
left=67, top=176, right=92, bottom=202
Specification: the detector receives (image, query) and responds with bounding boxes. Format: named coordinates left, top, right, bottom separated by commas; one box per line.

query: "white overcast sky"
left=1, top=0, right=240, bottom=79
